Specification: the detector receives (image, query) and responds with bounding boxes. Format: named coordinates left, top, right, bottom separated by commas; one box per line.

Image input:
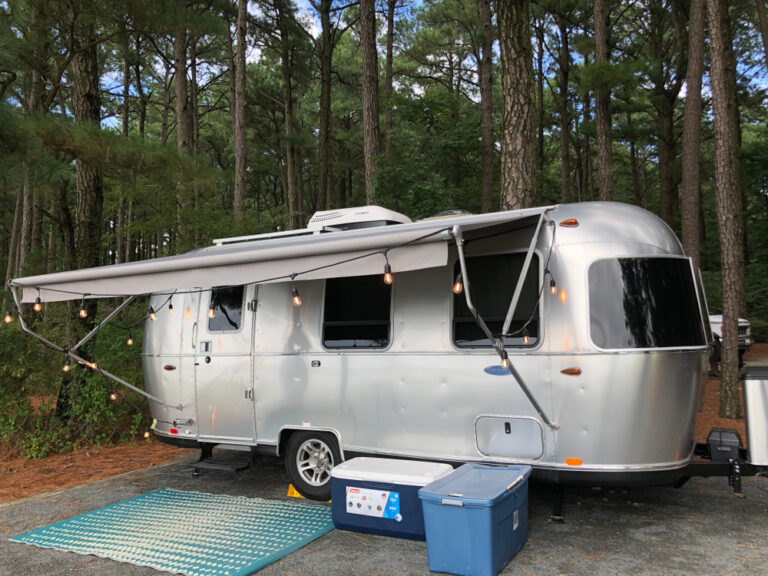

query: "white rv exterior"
left=12, top=201, right=766, bottom=500
left=142, top=202, right=710, bottom=498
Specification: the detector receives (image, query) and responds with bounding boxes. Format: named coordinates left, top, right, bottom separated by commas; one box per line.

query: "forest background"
left=0, top=0, right=767, bottom=459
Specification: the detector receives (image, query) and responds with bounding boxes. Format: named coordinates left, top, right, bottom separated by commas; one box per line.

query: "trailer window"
left=589, top=258, right=706, bottom=349
left=208, top=286, right=244, bottom=332
left=453, top=253, right=540, bottom=348
left=323, top=275, right=391, bottom=348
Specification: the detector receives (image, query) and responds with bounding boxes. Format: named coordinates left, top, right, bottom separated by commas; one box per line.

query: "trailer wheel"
left=284, top=431, right=340, bottom=501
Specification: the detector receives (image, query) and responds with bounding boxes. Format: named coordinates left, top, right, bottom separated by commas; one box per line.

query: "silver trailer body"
left=140, top=202, right=710, bottom=483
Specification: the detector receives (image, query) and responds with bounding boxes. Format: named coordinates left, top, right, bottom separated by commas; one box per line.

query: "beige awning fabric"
left=10, top=206, right=552, bottom=303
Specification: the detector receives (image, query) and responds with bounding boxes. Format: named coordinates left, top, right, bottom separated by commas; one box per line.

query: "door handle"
left=192, top=322, right=198, bottom=349
left=244, top=388, right=254, bottom=401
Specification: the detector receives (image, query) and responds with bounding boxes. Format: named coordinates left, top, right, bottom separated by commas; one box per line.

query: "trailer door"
left=194, top=284, right=256, bottom=444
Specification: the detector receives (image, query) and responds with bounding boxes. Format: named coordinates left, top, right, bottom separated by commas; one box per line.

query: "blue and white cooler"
left=418, top=463, right=532, bottom=576
left=331, top=457, right=454, bottom=540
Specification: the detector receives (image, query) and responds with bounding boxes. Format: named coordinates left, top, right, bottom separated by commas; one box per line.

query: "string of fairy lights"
left=4, top=221, right=559, bottom=439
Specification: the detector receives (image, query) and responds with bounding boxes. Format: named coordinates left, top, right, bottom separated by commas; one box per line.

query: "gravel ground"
left=1, top=448, right=767, bottom=576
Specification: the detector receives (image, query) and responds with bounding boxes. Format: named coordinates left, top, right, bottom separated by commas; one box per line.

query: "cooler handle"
left=507, top=475, right=524, bottom=491
left=441, top=498, right=464, bottom=507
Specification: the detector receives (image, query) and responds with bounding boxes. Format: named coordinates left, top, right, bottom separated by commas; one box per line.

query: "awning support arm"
left=10, top=288, right=179, bottom=410
left=502, top=212, right=548, bottom=336
left=70, top=295, right=136, bottom=354
left=452, top=225, right=558, bottom=430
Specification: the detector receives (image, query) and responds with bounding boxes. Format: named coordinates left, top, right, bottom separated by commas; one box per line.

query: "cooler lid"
left=331, top=457, right=454, bottom=486
left=418, top=463, right=532, bottom=507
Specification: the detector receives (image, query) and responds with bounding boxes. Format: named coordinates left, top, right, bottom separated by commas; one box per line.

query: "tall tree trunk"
left=233, top=0, right=247, bottom=221
left=535, top=20, right=545, bottom=203
left=628, top=113, right=644, bottom=206
left=161, top=62, right=171, bottom=144
left=315, top=0, right=333, bottom=209
left=277, top=2, right=300, bottom=228
left=133, top=36, right=147, bottom=140
left=190, top=35, right=200, bottom=154
left=174, top=24, right=191, bottom=246
left=708, top=0, right=744, bottom=419
left=681, top=0, right=706, bottom=269
left=657, top=96, right=677, bottom=225
left=385, top=0, right=396, bottom=160
left=479, top=0, right=494, bottom=213
left=72, top=22, right=103, bottom=274
left=360, top=0, right=381, bottom=204
left=174, top=26, right=192, bottom=152
left=498, top=0, right=536, bottom=209
left=557, top=15, right=570, bottom=203
left=756, top=0, right=768, bottom=67
left=5, top=192, right=22, bottom=284
left=594, top=0, right=613, bottom=200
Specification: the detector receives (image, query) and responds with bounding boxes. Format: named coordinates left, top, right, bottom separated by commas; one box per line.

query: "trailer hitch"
left=729, top=459, right=745, bottom=498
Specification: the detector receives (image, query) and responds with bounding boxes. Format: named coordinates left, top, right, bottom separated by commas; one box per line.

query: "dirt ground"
left=1, top=343, right=766, bottom=504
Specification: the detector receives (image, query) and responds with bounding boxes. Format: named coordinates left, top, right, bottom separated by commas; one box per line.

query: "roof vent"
left=307, top=206, right=411, bottom=231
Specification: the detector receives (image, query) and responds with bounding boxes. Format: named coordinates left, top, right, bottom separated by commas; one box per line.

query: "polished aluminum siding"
left=144, top=202, right=709, bottom=476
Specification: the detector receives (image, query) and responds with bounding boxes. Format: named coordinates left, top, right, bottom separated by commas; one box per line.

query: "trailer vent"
left=307, top=206, right=411, bottom=231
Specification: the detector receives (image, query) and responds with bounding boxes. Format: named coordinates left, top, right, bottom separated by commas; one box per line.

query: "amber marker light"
left=560, top=367, right=582, bottom=376
left=566, top=457, right=583, bottom=466
left=559, top=218, right=579, bottom=227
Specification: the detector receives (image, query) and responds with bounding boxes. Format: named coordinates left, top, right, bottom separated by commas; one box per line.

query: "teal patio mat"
left=11, top=488, right=334, bottom=576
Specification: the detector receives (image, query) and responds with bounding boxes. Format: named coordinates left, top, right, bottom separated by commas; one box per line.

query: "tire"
left=284, top=431, right=340, bottom=501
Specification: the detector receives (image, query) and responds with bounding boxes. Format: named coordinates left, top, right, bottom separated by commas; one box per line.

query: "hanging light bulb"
left=79, top=297, right=88, bottom=319
left=550, top=278, right=557, bottom=295
left=383, top=262, right=393, bottom=285
left=500, top=350, right=510, bottom=370
left=143, top=428, right=152, bottom=439
left=208, top=306, right=216, bottom=318
left=3, top=310, right=13, bottom=324
left=127, top=333, right=134, bottom=346
left=62, top=357, right=71, bottom=372
left=33, top=295, right=42, bottom=313
left=523, top=330, right=530, bottom=345
left=168, top=299, right=174, bottom=314
left=291, top=283, right=302, bottom=307
left=109, top=390, right=118, bottom=401
left=148, top=306, right=157, bottom=321
left=453, top=273, right=464, bottom=294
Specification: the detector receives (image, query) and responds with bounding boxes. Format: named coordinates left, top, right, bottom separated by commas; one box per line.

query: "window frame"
left=451, top=250, right=543, bottom=350
left=206, top=285, right=246, bottom=334
left=586, top=255, right=708, bottom=352
left=321, top=275, right=394, bottom=351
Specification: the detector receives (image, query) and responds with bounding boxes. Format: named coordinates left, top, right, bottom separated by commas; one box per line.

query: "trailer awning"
left=10, top=206, right=552, bottom=303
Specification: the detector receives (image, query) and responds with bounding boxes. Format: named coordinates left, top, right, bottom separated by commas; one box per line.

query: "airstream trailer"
left=9, top=202, right=768, bottom=501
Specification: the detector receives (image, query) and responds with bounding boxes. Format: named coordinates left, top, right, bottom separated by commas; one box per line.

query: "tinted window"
left=589, top=258, right=705, bottom=349
left=323, top=275, right=391, bottom=348
left=453, top=253, right=540, bottom=348
left=208, top=286, right=244, bottom=332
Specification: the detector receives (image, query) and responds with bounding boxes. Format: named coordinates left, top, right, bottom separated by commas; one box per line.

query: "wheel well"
left=277, top=427, right=344, bottom=459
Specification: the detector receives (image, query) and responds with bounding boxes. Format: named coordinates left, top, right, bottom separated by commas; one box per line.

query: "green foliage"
left=0, top=300, right=150, bottom=459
